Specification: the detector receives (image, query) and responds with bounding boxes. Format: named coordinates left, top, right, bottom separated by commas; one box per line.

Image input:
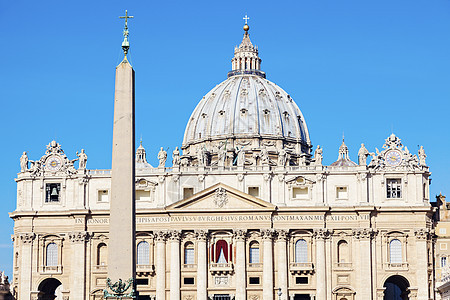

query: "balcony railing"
left=209, top=263, right=233, bottom=275
left=137, top=264, right=155, bottom=276
left=182, top=264, right=197, bottom=270
left=247, top=263, right=263, bottom=269
left=289, top=262, right=314, bottom=274
left=40, top=265, right=63, bottom=274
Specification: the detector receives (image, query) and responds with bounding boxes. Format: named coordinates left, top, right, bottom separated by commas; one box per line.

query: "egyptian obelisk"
left=106, top=10, right=136, bottom=298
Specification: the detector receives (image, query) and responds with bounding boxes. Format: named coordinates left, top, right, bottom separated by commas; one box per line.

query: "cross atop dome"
left=228, top=16, right=265, bottom=78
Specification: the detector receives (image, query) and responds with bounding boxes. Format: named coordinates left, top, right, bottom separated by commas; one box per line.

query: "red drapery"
left=215, top=240, right=228, bottom=263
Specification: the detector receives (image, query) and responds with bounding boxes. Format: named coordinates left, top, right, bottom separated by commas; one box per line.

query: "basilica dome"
left=182, top=24, right=311, bottom=157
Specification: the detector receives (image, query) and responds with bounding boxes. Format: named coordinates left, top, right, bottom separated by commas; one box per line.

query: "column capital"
left=275, top=229, right=289, bottom=241
left=414, top=228, right=429, bottom=240
left=313, top=228, right=331, bottom=240
left=19, top=233, right=35, bottom=244
left=168, top=230, right=182, bottom=241
left=260, top=228, right=274, bottom=240
left=352, top=228, right=376, bottom=240
left=195, top=230, right=208, bottom=241
left=154, top=230, right=167, bottom=242
left=68, top=231, right=90, bottom=243
left=233, top=229, right=247, bottom=241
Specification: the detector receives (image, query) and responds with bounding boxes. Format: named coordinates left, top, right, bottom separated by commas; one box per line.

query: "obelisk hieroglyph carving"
left=105, top=10, right=136, bottom=299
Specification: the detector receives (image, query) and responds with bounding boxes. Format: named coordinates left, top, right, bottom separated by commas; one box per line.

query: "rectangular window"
left=249, top=277, right=260, bottom=285
left=183, top=188, right=194, bottom=199
left=442, top=257, right=447, bottom=268
left=136, top=190, right=151, bottom=201
left=183, top=277, right=195, bottom=285
left=185, top=248, right=195, bottom=265
left=45, top=183, right=61, bottom=203
left=387, top=179, right=402, bottom=198
left=441, top=243, right=448, bottom=250
left=336, top=186, right=348, bottom=200
left=98, top=190, right=109, bottom=202
left=248, top=186, right=260, bottom=197
left=296, top=277, right=308, bottom=284
left=249, top=247, right=260, bottom=263
left=440, top=228, right=447, bottom=235
left=292, top=187, right=308, bottom=200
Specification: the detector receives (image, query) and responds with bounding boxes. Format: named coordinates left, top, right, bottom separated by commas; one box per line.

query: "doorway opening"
left=383, top=275, right=410, bottom=300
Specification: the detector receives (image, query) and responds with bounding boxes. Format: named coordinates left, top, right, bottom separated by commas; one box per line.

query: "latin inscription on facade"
left=80, top=214, right=369, bottom=225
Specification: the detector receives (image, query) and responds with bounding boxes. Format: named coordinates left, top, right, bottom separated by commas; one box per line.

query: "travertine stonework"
left=10, top=23, right=435, bottom=300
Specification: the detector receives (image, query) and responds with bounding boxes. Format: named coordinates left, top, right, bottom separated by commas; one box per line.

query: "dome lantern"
left=228, top=15, right=265, bottom=78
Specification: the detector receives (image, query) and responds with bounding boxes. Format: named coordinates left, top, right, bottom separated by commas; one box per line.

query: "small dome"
left=330, top=139, right=357, bottom=167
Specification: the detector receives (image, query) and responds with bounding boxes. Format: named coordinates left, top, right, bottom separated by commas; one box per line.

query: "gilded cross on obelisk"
left=119, top=10, right=134, bottom=57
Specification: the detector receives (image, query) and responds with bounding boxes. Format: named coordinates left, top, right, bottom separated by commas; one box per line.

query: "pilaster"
left=313, top=229, right=330, bottom=300
left=69, top=231, right=89, bottom=300
left=275, top=230, right=288, bottom=300
left=195, top=230, right=208, bottom=300
left=19, top=233, right=35, bottom=300
left=234, top=229, right=247, bottom=300
left=154, top=231, right=167, bottom=300
left=414, top=228, right=429, bottom=299
left=169, top=230, right=181, bottom=300
left=261, top=229, right=274, bottom=300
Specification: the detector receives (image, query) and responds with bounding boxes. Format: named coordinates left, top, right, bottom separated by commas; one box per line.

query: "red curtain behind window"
left=215, top=240, right=228, bottom=263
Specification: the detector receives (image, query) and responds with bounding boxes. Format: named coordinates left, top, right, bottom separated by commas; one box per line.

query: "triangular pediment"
left=165, top=183, right=276, bottom=212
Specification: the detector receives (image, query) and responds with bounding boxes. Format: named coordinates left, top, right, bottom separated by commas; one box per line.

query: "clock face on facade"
left=385, top=150, right=402, bottom=167
left=45, top=155, right=62, bottom=171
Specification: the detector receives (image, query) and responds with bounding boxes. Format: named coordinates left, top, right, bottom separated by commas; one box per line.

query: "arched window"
left=389, top=239, right=402, bottom=263
left=442, top=256, right=447, bottom=268
left=337, top=240, right=349, bottom=263
left=249, top=242, right=260, bottom=263
left=215, top=240, right=228, bottom=263
left=46, top=243, right=58, bottom=266
left=184, top=242, right=195, bottom=265
left=137, top=241, right=150, bottom=265
left=97, top=243, right=107, bottom=266
left=295, top=239, right=308, bottom=263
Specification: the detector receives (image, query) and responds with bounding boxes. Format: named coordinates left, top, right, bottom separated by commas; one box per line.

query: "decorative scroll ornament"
left=214, top=187, right=228, bottom=208
left=23, top=140, right=81, bottom=176
left=103, top=277, right=136, bottom=299
left=368, top=134, right=424, bottom=171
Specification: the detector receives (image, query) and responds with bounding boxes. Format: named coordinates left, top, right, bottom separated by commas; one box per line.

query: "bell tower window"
left=45, top=183, right=61, bottom=203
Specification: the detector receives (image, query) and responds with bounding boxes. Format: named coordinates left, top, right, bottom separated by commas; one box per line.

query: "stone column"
left=69, top=231, right=89, bottom=300
left=314, top=229, right=328, bottom=300
left=234, top=229, right=247, bottom=300
left=169, top=231, right=181, bottom=300
left=276, top=230, right=288, bottom=300
left=155, top=231, right=167, bottom=300
left=352, top=229, right=373, bottom=300
left=414, top=229, right=429, bottom=299
left=262, top=229, right=274, bottom=300
left=19, top=233, right=35, bottom=300
left=196, top=230, right=208, bottom=300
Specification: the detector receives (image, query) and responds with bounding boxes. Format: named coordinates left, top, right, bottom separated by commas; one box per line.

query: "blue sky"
left=1, top=0, right=449, bottom=276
